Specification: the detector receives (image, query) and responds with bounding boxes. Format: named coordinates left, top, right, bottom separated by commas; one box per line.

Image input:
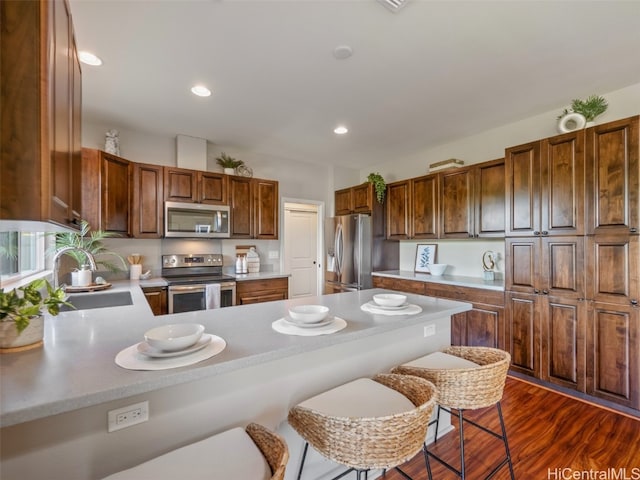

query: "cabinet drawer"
left=424, top=283, right=505, bottom=306
left=372, top=276, right=426, bottom=295
left=236, top=277, right=288, bottom=294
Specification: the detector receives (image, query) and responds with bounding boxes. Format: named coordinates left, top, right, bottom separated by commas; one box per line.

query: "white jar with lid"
left=246, top=247, right=260, bottom=273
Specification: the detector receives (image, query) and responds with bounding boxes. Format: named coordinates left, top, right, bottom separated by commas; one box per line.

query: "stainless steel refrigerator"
left=324, top=213, right=398, bottom=293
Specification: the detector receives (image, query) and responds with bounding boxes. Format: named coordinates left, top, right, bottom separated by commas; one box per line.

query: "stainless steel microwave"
left=164, top=202, right=231, bottom=238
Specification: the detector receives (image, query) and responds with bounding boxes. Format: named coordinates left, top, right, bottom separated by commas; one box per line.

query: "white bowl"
left=288, top=305, right=330, bottom=324
left=144, top=323, right=205, bottom=352
left=428, top=264, right=448, bottom=276
left=372, top=293, right=407, bottom=307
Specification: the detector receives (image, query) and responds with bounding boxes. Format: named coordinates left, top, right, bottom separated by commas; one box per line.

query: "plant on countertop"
left=367, top=172, right=386, bottom=204
left=0, top=279, right=71, bottom=333
left=216, top=152, right=245, bottom=169
left=557, top=94, right=608, bottom=122
left=51, top=220, right=126, bottom=272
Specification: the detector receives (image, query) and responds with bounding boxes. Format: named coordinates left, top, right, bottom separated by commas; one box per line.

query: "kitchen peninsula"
left=0, top=284, right=471, bottom=479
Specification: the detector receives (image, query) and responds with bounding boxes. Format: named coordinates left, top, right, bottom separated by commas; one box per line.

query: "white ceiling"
left=69, top=0, right=640, bottom=170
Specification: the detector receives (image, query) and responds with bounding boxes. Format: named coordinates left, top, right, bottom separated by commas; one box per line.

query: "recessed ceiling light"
left=78, top=51, right=102, bottom=66
left=333, top=45, right=353, bottom=60
left=191, top=85, right=212, bottom=97
left=334, top=126, right=348, bottom=135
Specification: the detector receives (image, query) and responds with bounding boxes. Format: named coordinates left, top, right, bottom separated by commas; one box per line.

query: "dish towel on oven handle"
left=205, top=283, right=221, bottom=309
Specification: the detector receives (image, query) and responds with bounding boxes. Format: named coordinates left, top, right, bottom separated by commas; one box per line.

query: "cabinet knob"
left=542, top=289, right=549, bottom=295
left=631, top=227, right=638, bottom=233
left=534, top=289, right=540, bottom=294
left=542, top=231, right=549, bottom=236
left=533, top=231, right=541, bottom=236
left=631, top=299, right=639, bottom=306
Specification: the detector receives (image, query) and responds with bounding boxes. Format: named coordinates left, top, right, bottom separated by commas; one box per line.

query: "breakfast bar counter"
left=1, top=285, right=471, bottom=479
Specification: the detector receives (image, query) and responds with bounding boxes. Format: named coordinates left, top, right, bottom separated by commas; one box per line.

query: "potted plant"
left=216, top=152, right=244, bottom=175
left=367, top=172, right=386, bottom=204
left=557, top=94, right=608, bottom=131
left=0, top=279, right=71, bottom=351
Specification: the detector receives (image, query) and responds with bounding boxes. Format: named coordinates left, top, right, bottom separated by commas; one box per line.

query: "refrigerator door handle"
left=334, top=222, right=343, bottom=277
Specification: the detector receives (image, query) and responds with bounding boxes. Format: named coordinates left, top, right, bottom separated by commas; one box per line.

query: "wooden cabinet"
left=81, top=149, right=131, bottom=235
left=132, top=163, right=164, bottom=238
left=386, top=180, right=412, bottom=240
left=505, top=292, right=540, bottom=377
left=439, top=159, right=505, bottom=238
left=505, top=130, right=585, bottom=237
left=586, top=115, right=639, bottom=235
left=0, top=0, right=82, bottom=229
left=372, top=276, right=426, bottom=295
left=386, top=175, right=439, bottom=240
left=142, top=287, right=168, bottom=316
left=164, top=167, right=228, bottom=205
left=229, top=177, right=279, bottom=239
left=335, top=183, right=374, bottom=215
left=236, top=277, right=289, bottom=305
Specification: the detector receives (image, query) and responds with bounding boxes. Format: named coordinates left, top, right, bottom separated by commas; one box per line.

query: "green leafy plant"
left=0, top=279, right=72, bottom=333
left=367, top=172, right=386, bottom=204
left=216, top=152, right=244, bottom=169
left=52, top=220, right=126, bottom=272
left=558, top=94, right=608, bottom=122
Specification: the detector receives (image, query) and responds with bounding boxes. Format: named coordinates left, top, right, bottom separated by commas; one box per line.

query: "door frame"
left=281, top=197, right=325, bottom=297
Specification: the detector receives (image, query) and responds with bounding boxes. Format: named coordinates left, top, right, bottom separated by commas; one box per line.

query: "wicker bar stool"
left=102, top=422, right=289, bottom=480
left=392, top=346, right=515, bottom=480
left=288, top=373, right=437, bottom=480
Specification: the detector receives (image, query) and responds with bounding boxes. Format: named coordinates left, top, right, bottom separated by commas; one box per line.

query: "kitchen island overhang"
left=1, top=286, right=471, bottom=480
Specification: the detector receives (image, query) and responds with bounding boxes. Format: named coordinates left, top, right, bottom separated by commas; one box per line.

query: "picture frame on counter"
left=414, top=244, right=437, bottom=273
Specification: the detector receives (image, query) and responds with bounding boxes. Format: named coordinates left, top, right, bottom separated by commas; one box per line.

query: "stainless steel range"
left=162, top=253, right=236, bottom=313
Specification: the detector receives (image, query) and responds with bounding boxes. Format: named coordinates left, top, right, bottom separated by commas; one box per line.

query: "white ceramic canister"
left=130, top=264, right=142, bottom=280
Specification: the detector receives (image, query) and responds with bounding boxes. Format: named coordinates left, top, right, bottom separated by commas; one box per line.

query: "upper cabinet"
left=386, top=174, right=439, bottom=240
left=586, top=116, right=639, bottom=235
left=229, top=177, right=279, bottom=239
left=81, top=149, right=132, bottom=236
left=335, top=183, right=374, bottom=215
left=0, top=0, right=82, bottom=229
left=505, top=130, right=585, bottom=237
left=132, top=163, right=164, bottom=238
left=164, top=167, right=228, bottom=205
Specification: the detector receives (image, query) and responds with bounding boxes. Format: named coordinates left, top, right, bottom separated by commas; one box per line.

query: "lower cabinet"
left=236, top=277, right=289, bottom=305
left=371, top=276, right=426, bottom=295
left=142, top=287, right=168, bottom=316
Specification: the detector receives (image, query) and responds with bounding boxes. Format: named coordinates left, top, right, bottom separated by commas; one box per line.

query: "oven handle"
left=169, top=285, right=206, bottom=292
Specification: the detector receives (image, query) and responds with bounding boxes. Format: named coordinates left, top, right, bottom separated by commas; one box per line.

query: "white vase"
left=224, top=167, right=235, bottom=175
left=0, top=315, right=44, bottom=351
left=557, top=112, right=586, bottom=134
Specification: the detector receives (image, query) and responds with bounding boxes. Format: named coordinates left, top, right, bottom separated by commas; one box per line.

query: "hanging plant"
left=367, top=172, right=386, bottom=204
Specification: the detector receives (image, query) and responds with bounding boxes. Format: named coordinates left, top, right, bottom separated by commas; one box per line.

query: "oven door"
left=168, top=284, right=206, bottom=314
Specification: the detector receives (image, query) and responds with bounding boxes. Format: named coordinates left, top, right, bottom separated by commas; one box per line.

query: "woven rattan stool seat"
left=392, top=346, right=515, bottom=480
left=102, top=423, right=288, bottom=480
left=288, top=373, right=437, bottom=479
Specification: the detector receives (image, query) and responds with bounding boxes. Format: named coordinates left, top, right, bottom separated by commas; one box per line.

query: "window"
left=0, top=231, right=47, bottom=286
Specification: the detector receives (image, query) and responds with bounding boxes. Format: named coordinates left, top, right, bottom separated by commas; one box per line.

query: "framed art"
left=414, top=244, right=437, bottom=273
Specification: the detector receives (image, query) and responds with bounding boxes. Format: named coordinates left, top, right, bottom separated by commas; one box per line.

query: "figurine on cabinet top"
left=104, top=129, right=120, bottom=156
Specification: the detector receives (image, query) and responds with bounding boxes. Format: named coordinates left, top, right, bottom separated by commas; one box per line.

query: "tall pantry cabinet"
left=0, top=0, right=83, bottom=229
left=505, top=116, right=639, bottom=410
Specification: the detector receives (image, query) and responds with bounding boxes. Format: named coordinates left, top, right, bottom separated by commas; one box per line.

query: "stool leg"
left=433, top=406, right=442, bottom=443
left=296, top=442, right=309, bottom=480
left=496, top=402, right=515, bottom=480
left=457, top=409, right=466, bottom=480
left=423, top=443, right=434, bottom=480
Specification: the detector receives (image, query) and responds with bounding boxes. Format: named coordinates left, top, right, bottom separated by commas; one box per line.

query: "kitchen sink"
left=61, top=291, right=133, bottom=311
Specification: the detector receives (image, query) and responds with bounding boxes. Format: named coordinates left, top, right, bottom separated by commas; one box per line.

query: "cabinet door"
left=586, top=234, right=639, bottom=307
left=505, top=141, right=541, bottom=236
left=352, top=183, right=373, bottom=213
left=541, top=295, right=586, bottom=392
left=586, top=116, right=639, bottom=235
left=386, top=180, right=411, bottom=240
left=474, top=159, right=505, bottom=237
left=236, top=278, right=288, bottom=305
left=334, top=188, right=352, bottom=215
left=164, top=167, right=198, bottom=203
left=587, top=302, right=639, bottom=409
left=506, top=292, right=540, bottom=377
left=229, top=176, right=253, bottom=238
left=505, top=237, right=539, bottom=294
left=452, top=304, right=505, bottom=350
left=143, top=287, right=168, bottom=316
left=540, top=236, right=585, bottom=299
left=439, top=167, right=474, bottom=238
left=199, top=172, right=227, bottom=205
left=101, top=154, right=131, bottom=235
left=132, top=163, right=164, bottom=238
left=70, top=40, right=82, bottom=227
left=411, top=175, right=439, bottom=239
left=254, top=179, right=278, bottom=239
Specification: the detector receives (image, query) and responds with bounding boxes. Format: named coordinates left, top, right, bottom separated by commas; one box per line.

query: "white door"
left=284, top=203, right=320, bottom=298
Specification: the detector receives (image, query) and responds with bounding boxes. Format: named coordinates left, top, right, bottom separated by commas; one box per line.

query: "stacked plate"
left=284, top=305, right=334, bottom=328
left=137, top=323, right=212, bottom=358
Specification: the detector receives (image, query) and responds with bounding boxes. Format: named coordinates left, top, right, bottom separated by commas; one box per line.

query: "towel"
left=205, top=283, right=221, bottom=309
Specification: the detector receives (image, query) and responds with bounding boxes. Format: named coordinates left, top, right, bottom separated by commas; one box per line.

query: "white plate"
left=137, top=334, right=212, bottom=358
left=284, top=316, right=335, bottom=328
left=367, top=300, right=410, bottom=311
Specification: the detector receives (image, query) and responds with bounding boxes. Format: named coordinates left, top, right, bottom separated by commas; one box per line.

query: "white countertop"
left=373, top=270, right=505, bottom=292
left=0, top=282, right=470, bottom=428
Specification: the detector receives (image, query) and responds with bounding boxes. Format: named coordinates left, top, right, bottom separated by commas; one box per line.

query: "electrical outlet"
left=424, top=324, right=436, bottom=337
left=268, top=250, right=279, bottom=259
left=108, top=401, right=149, bottom=432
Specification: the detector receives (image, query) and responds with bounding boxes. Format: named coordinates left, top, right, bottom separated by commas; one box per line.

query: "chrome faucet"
left=51, top=247, right=97, bottom=289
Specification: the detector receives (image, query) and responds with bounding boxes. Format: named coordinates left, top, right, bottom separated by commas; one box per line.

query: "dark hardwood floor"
left=385, top=376, right=640, bottom=479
